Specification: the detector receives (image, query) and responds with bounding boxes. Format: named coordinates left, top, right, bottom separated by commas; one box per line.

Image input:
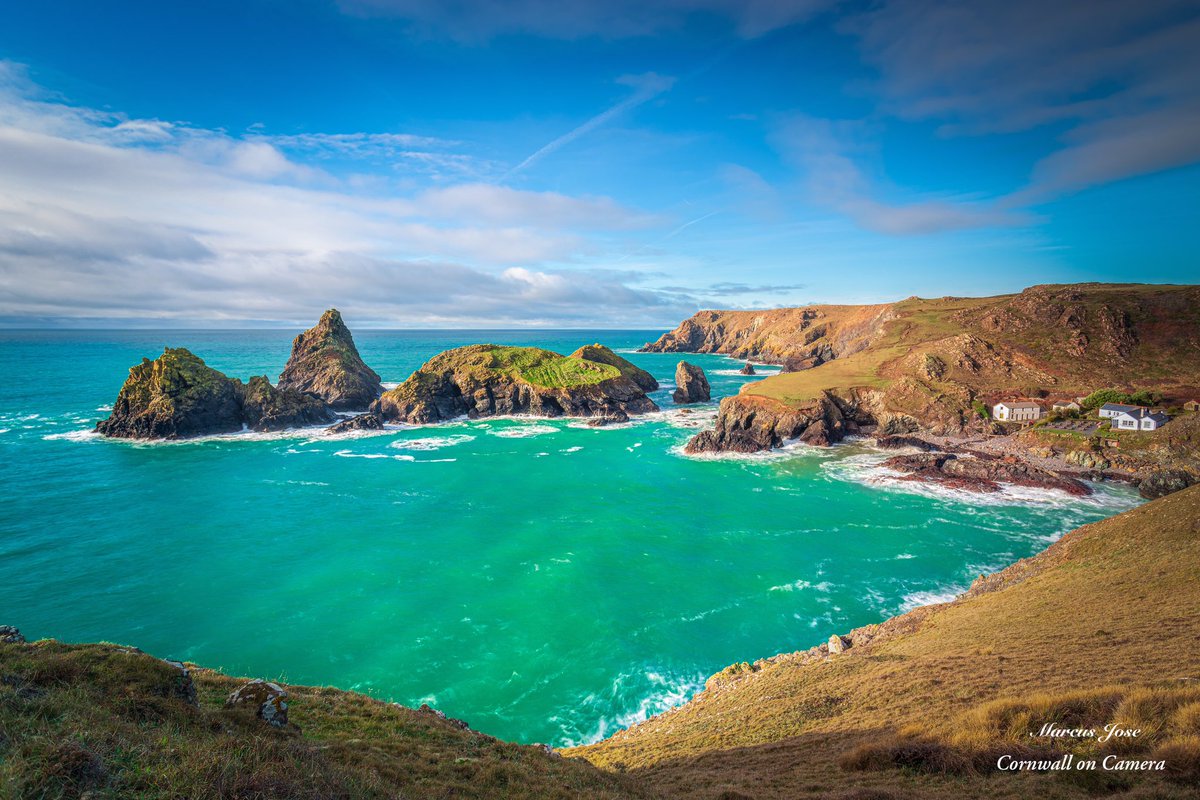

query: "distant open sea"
left=0, top=329, right=1141, bottom=746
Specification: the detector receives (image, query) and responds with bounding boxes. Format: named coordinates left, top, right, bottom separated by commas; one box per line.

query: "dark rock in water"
left=372, top=344, right=658, bottom=424
left=739, top=362, right=756, bottom=375
left=874, top=435, right=943, bottom=452
left=239, top=376, right=336, bottom=431
left=672, top=361, right=711, bottom=404
left=568, top=344, right=658, bottom=392
left=278, top=309, right=383, bottom=410
left=226, top=679, right=288, bottom=727
left=0, top=625, right=25, bottom=644
left=326, top=413, right=386, bottom=434
left=586, top=411, right=629, bottom=427
left=96, top=348, right=245, bottom=439
left=1138, top=469, right=1195, bottom=499
left=96, top=348, right=337, bottom=440
left=881, top=452, right=1092, bottom=496
left=686, top=392, right=870, bottom=453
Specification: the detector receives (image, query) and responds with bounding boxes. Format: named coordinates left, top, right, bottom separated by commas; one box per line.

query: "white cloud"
left=0, top=63, right=693, bottom=326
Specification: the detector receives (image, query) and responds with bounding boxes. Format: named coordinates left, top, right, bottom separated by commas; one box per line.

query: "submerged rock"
left=326, top=413, right=386, bottom=434
left=226, top=679, right=288, bottom=727
left=672, top=361, right=711, bottom=404
left=371, top=344, right=658, bottom=424
left=278, top=309, right=383, bottom=409
left=881, top=452, right=1092, bottom=496
left=96, top=348, right=244, bottom=439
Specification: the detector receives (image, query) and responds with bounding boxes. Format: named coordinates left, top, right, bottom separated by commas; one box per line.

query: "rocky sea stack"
left=278, top=309, right=383, bottom=410
left=96, top=348, right=334, bottom=439
left=672, top=361, right=710, bottom=404
left=372, top=344, right=658, bottom=424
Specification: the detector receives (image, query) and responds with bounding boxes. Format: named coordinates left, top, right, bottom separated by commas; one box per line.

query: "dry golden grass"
left=569, top=485, right=1200, bottom=799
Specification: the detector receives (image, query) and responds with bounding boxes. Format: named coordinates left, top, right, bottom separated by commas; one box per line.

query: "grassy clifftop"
left=568, top=485, right=1200, bottom=799
left=0, top=639, right=650, bottom=800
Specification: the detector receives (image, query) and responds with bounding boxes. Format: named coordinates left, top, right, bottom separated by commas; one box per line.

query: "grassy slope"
left=735, top=285, right=1200, bottom=406
left=569, top=485, right=1200, bottom=800
left=0, top=641, right=651, bottom=800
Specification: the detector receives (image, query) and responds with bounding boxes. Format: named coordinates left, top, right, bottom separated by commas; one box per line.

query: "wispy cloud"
left=846, top=0, right=1200, bottom=199
left=507, top=72, right=676, bottom=177
left=774, top=116, right=1027, bottom=235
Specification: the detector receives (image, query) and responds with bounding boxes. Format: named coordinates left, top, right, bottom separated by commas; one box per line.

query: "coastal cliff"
left=96, top=348, right=336, bottom=439
left=372, top=344, right=658, bottom=424
left=648, top=284, right=1200, bottom=456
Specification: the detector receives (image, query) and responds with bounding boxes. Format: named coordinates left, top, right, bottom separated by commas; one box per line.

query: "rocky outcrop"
left=97, top=348, right=336, bottom=440
left=238, top=376, right=336, bottom=431
left=739, top=362, right=755, bottom=375
left=1137, top=469, right=1195, bottom=499
left=226, top=679, right=288, bottom=727
left=0, top=625, right=25, bottom=644
left=672, top=361, right=710, bottom=404
left=326, top=413, right=386, bottom=434
left=873, top=434, right=942, bottom=451
left=372, top=344, right=658, bottom=424
left=97, top=348, right=246, bottom=439
left=880, top=452, right=1091, bottom=496
left=278, top=309, right=383, bottom=409
left=686, top=393, right=869, bottom=454
left=568, top=344, right=658, bottom=392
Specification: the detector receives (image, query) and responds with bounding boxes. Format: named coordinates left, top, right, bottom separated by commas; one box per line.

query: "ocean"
left=0, top=328, right=1140, bottom=746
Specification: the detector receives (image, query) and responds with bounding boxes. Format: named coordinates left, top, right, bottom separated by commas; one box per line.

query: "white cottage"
left=993, top=401, right=1043, bottom=422
left=1099, top=402, right=1143, bottom=419
left=1109, top=408, right=1169, bottom=431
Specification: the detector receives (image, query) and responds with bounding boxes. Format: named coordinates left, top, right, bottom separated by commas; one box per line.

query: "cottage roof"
left=1100, top=403, right=1144, bottom=413
left=997, top=401, right=1040, bottom=410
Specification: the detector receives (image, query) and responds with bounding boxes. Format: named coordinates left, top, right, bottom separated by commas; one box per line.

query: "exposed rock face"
left=672, top=361, right=711, bottom=404
left=0, top=625, right=25, bottom=644
left=828, top=634, right=849, bottom=654
left=1065, top=448, right=1110, bottom=470
left=372, top=344, right=658, bottom=424
left=1138, top=469, right=1195, bottom=499
left=96, top=348, right=336, bottom=439
left=278, top=309, right=383, bottom=409
left=226, top=679, right=288, bottom=727
left=238, top=376, right=336, bottom=431
left=326, top=413, right=386, bottom=434
left=873, top=434, right=942, bottom=452
left=739, top=362, right=755, bottom=375
left=881, top=452, right=1091, bottom=496
left=686, top=393, right=868, bottom=454
left=163, top=660, right=198, bottom=706
left=96, top=348, right=245, bottom=439
left=568, top=344, right=658, bottom=392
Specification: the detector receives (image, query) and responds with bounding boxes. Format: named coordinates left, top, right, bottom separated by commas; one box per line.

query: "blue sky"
left=0, top=0, right=1197, bottom=327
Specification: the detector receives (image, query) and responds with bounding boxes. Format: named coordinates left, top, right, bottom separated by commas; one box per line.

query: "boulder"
left=672, top=361, right=711, bottom=404
left=1137, top=469, right=1195, bottom=499
left=238, top=376, right=336, bottom=431
left=0, top=625, right=25, bottom=644
left=226, top=679, right=288, bottom=727
left=163, top=659, right=198, bottom=706
left=326, top=413, right=386, bottom=434
left=1065, top=449, right=1110, bottom=470
left=739, top=362, right=756, bottom=375
left=278, top=309, right=384, bottom=409
left=828, top=634, right=849, bottom=654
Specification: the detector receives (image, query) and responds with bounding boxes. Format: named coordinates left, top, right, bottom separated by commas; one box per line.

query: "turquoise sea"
left=0, top=329, right=1141, bottom=746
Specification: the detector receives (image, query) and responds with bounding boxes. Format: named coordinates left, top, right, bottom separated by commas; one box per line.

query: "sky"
left=0, top=0, right=1197, bottom=328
